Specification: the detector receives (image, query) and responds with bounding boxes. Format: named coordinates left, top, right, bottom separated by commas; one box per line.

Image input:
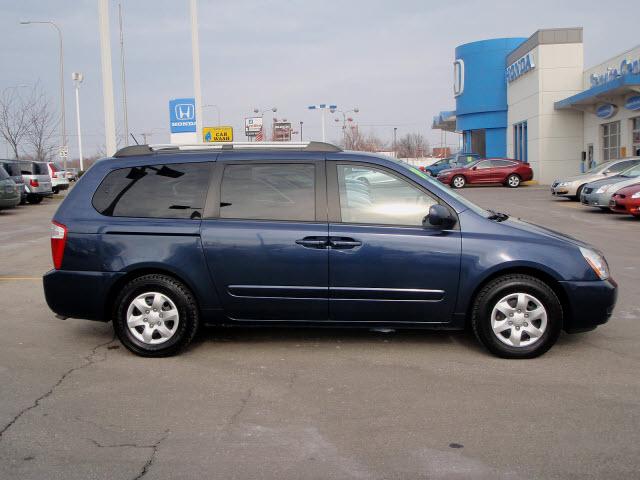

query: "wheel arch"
left=104, top=267, right=202, bottom=320
left=463, top=266, right=570, bottom=328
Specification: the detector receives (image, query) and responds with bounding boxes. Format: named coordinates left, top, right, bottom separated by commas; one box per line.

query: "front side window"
left=219, top=163, right=315, bottom=221
left=92, top=162, right=212, bottom=219
left=475, top=161, right=492, bottom=169
left=337, top=164, right=436, bottom=226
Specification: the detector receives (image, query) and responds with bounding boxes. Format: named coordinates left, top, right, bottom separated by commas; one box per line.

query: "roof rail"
left=113, top=141, right=342, bottom=157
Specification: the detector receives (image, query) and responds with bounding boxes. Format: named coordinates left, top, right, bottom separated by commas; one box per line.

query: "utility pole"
left=393, top=127, right=398, bottom=157
left=118, top=3, right=129, bottom=146
left=190, top=0, right=203, bottom=142
left=300, top=121, right=303, bottom=141
left=72, top=72, right=84, bottom=171
left=98, top=0, right=117, bottom=156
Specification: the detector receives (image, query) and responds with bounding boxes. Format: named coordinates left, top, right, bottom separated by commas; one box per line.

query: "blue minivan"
left=43, top=142, right=617, bottom=358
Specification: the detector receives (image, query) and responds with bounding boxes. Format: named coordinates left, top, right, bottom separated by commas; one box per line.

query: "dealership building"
left=432, top=28, right=640, bottom=184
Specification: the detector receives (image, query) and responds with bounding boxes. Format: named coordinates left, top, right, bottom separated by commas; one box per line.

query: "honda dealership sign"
left=169, top=98, right=197, bottom=133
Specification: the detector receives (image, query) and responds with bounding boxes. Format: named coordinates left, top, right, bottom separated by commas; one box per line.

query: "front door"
left=326, top=162, right=461, bottom=324
left=200, top=157, right=329, bottom=321
left=469, top=160, right=494, bottom=184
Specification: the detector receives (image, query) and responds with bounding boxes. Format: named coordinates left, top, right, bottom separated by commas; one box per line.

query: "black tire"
left=451, top=175, right=466, bottom=189
left=27, top=195, right=43, bottom=204
left=52, top=187, right=59, bottom=194
left=113, top=274, right=200, bottom=357
left=506, top=174, right=521, bottom=188
left=573, top=184, right=585, bottom=201
left=471, top=274, right=562, bottom=359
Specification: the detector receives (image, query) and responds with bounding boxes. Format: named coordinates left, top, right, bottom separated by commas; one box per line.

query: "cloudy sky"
left=1, top=0, right=639, bottom=158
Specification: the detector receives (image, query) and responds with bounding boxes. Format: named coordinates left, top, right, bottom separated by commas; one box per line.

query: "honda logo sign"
left=169, top=98, right=197, bottom=133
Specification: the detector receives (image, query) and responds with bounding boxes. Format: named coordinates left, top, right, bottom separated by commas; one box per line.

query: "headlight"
left=579, top=247, right=610, bottom=280
left=557, top=182, right=569, bottom=187
left=632, top=192, right=640, bottom=199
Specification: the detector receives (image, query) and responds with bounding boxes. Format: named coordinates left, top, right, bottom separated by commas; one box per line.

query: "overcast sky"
left=1, top=0, right=639, bottom=158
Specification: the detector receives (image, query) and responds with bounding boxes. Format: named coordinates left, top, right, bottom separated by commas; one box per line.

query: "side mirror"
left=471, top=166, right=477, bottom=170
left=602, top=170, right=610, bottom=176
left=424, top=204, right=455, bottom=228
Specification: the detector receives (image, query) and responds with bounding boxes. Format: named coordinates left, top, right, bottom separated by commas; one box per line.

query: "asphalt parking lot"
left=0, top=185, right=639, bottom=480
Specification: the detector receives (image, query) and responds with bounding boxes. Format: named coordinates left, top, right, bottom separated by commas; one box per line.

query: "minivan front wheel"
left=471, top=274, right=562, bottom=358
left=113, top=274, right=199, bottom=357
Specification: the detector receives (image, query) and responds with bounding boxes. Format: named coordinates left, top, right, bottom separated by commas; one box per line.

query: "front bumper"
left=559, top=278, right=618, bottom=332
left=581, top=191, right=612, bottom=208
left=43, top=269, right=125, bottom=321
left=550, top=182, right=577, bottom=196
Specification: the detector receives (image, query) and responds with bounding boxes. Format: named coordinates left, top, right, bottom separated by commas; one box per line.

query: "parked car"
left=19, top=161, right=52, bottom=204
left=65, top=167, right=79, bottom=181
left=0, top=160, right=27, bottom=204
left=44, top=142, right=617, bottom=359
left=609, top=183, right=640, bottom=217
left=551, top=157, right=640, bottom=200
left=437, top=158, right=533, bottom=188
left=422, top=152, right=481, bottom=176
left=580, top=163, right=640, bottom=210
left=0, top=165, right=20, bottom=210
left=47, top=162, right=70, bottom=194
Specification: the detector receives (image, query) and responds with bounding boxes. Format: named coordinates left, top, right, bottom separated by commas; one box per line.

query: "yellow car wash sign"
left=203, top=126, right=233, bottom=142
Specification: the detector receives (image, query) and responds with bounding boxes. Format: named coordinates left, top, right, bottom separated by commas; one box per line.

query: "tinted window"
left=337, top=164, right=436, bottom=226
left=33, top=163, right=48, bottom=175
left=220, top=163, right=315, bottom=221
left=490, top=160, right=516, bottom=167
left=0, top=166, right=9, bottom=180
left=475, top=161, right=492, bottom=169
left=92, top=162, right=212, bottom=219
left=2, top=163, right=21, bottom=176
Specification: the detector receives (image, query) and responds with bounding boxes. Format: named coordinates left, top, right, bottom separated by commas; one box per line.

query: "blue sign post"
left=169, top=98, right=196, bottom=133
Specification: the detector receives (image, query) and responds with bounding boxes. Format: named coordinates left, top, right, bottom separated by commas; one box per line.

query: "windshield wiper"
left=487, top=209, right=509, bottom=222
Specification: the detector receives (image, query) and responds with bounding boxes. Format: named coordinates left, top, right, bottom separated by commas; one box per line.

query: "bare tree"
left=342, top=126, right=387, bottom=152
left=396, top=132, right=430, bottom=159
left=0, top=88, right=33, bottom=159
left=24, top=84, right=58, bottom=162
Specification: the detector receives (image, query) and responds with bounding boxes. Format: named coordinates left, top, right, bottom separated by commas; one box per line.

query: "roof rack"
left=113, top=141, right=342, bottom=157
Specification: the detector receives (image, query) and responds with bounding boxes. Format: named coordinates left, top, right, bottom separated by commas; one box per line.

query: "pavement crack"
left=88, top=430, right=169, bottom=480
left=0, top=334, right=116, bottom=441
left=228, top=387, right=254, bottom=427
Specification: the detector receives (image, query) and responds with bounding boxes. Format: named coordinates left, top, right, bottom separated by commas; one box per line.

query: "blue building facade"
left=454, top=38, right=526, bottom=157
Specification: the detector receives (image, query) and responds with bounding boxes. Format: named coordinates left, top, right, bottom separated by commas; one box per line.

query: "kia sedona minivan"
left=43, top=142, right=617, bottom=358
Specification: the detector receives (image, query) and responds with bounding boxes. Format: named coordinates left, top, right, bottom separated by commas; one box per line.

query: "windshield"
left=620, top=164, right=640, bottom=177
left=586, top=161, right=615, bottom=174
left=392, top=159, right=489, bottom=216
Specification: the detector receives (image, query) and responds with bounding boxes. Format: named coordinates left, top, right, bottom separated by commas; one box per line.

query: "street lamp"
left=20, top=20, right=67, bottom=171
left=72, top=72, right=84, bottom=171
left=299, top=121, right=304, bottom=141
left=307, top=104, right=337, bottom=142
left=203, top=104, right=222, bottom=125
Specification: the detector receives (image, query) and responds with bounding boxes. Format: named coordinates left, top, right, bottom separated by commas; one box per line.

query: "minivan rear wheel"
left=471, top=274, right=562, bottom=358
left=113, top=274, right=199, bottom=357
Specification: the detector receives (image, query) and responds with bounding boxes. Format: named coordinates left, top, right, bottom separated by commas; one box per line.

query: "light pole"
left=190, top=0, right=203, bottom=142
left=20, top=20, right=67, bottom=170
left=393, top=127, right=398, bottom=157
left=118, top=2, right=129, bottom=146
left=300, top=121, right=303, bottom=141
left=72, top=72, right=84, bottom=171
left=97, top=0, right=117, bottom=156
left=307, top=104, right=337, bottom=142
left=203, top=104, right=221, bottom=125
left=333, top=107, right=359, bottom=146
left=253, top=107, right=277, bottom=140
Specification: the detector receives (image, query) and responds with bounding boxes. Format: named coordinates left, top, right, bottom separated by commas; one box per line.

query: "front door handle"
left=329, top=237, right=362, bottom=249
left=295, top=236, right=329, bottom=249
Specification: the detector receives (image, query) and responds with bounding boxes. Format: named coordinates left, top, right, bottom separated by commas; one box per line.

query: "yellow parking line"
left=0, top=276, right=42, bottom=281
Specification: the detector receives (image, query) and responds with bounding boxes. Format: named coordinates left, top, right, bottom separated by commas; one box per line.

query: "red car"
left=609, top=183, right=640, bottom=217
left=436, top=158, right=534, bottom=189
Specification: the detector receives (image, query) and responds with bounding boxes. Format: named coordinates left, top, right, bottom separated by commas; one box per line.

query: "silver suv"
left=19, top=161, right=53, bottom=204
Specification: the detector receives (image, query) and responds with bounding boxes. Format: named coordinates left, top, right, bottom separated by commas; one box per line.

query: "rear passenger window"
left=491, top=160, right=516, bottom=167
left=92, top=162, right=212, bottom=219
left=220, top=163, right=315, bottom=221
